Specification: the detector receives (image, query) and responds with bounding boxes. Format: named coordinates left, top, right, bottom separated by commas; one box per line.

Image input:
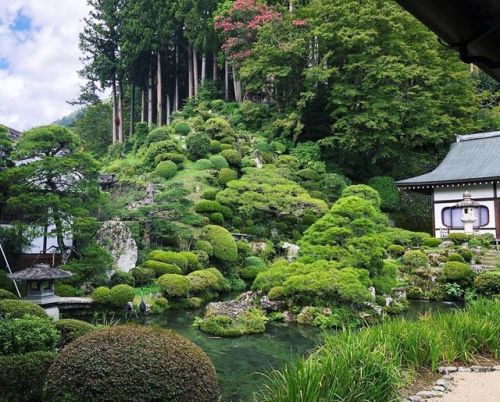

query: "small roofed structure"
left=8, top=263, right=72, bottom=306
left=397, top=132, right=500, bottom=241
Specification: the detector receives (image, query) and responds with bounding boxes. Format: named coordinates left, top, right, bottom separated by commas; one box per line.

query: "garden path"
left=439, top=371, right=500, bottom=402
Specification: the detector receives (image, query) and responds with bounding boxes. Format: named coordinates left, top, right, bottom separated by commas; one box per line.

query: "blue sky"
left=0, top=1, right=89, bottom=130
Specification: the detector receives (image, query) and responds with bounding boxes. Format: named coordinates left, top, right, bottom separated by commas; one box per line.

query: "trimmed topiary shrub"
left=186, top=132, right=211, bottom=160
left=240, top=266, right=261, bottom=281
left=143, top=260, right=182, bottom=277
left=474, top=272, right=500, bottom=296
left=209, top=154, right=229, bottom=170
left=448, top=253, right=465, bottom=263
left=218, top=168, right=238, bottom=185
left=203, top=189, right=218, bottom=200
left=210, top=212, right=224, bottom=224
left=148, top=250, right=189, bottom=272
left=297, top=168, right=321, bottom=181
left=54, top=319, right=96, bottom=348
left=0, top=300, right=46, bottom=318
left=54, top=283, right=78, bottom=297
left=108, top=271, right=135, bottom=287
left=0, top=315, right=58, bottom=355
left=108, top=284, right=135, bottom=307
left=154, top=152, right=186, bottom=165
left=130, top=267, right=155, bottom=287
left=440, top=262, right=475, bottom=288
left=91, top=286, right=111, bottom=304
left=423, top=238, right=441, bottom=248
left=195, top=200, right=222, bottom=213
left=179, top=252, right=200, bottom=272
left=458, top=248, right=473, bottom=263
left=268, top=286, right=286, bottom=300
left=387, top=244, right=405, bottom=258
left=0, top=288, right=18, bottom=299
left=201, top=225, right=238, bottom=263
left=174, top=121, right=192, bottom=136
left=0, top=351, right=56, bottom=402
left=210, top=140, right=221, bottom=153
left=341, top=185, right=381, bottom=208
left=150, top=296, right=169, bottom=314
left=187, top=297, right=204, bottom=309
left=402, top=250, right=428, bottom=269
left=195, top=240, right=214, bottom=256
left=44, top=326, right=219, bottom=402
left=220, top=143, right=232, bottom=151
left=155, top=160, right=178, bottom=179
left=245, top=256, right=266, bottom=269
left=157, top=274, right=190, bottom=298
left=187, top=270, right=220, bottom=293
left=220, top=149, right=242, bottom=166
left=193, top=158, right=214, bottom=170
left=447, top=233, right=469, bottom=245
left=145, top=126, right=170, bottom=145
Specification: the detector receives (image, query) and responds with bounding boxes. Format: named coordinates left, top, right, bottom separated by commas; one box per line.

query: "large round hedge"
left=0, top=299, right=46, bottom=318
left=440, top=262, right=475, bottom=288
left=341, top=184, right=381, bottom=208
left=201, top=225, right=238, bottom=262
left=155, top=160, right=178, bottom=179
left=108, top=284, right=135, bottom=307
left=44, top=326, right=219, bottom=402
left=143, top=260, right=182, bottom=277
left=157, top=274, right=190, bottom=298
left=218, top=168, right=238, bottom=185
left=91, top=286, right=111, bottom=304
left=220, top=149, right=242, bottom=166
left=209, top=154, right=229, bottom=170
left=148, top=250, right=189, bottom=271
left=186, top=132, right=211, bottom=160
left=54, top=319, right=96, bottom=348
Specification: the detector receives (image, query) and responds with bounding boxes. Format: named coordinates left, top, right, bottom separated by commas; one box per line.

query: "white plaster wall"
left=434, top=200, right=496, bottom=229
left=433, top=184, right=494, bottom=201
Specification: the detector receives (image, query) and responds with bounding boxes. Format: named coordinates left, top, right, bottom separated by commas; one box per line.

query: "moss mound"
left=0, top=299, right=46, bottom=318
left=44, top=325, right=219, bottom=402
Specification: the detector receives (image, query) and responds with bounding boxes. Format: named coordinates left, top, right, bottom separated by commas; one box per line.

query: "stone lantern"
left=455, top=191, right=479, bottom=234
left=8, top=263, right=72, bottom=319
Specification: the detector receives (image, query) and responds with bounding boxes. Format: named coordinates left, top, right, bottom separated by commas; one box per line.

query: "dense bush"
left=108, top=271, right=135, bottom=287
left=91, top=286, right=111, bottom=304
left=210, top=212, right=224, bottom=224
left=201, top=225, right=238, bottom=262
left=195, top=200, right=222, bottom=213
left=195, top=240, right=214, bottom=256
left=155, top=160, right=178, bottom=179
left=474, top=272, right=500, bottom=296
left=0, top=351, right=56, bottom=402
left=145, top=126, right=170, bottom=145
left=209, top=154, right=229, bottom=169
left=155, top=152, right=186, bottom=165
left=193, top=158, right=214, bottom=170
left=143, top=260, right=182, bottom=277
left=220, top=149, right=242, bottom=166
left=367, top=176, right=399, bottom=211
left=199, top=308, right=267, bottom=337
left=341, top=184, right=381, bottom=208
left=174, top=121, right=192, bottom=135
left=447, top=233, right=469, bottom=245
left=187, top=269, right=220, bottom=293
left=458, top=248, right=473, bottom=262
left=205, top=117, right=234, bottom=139
left=268, top=286, right=286, bottom=300
left=0, top=300, right=46, bottom=318
left=64, top=244, right=113, bottom=288
left=203, top=189, right=218, bottom=200
left=187, top=297, right=204, bottom=309
left=179, top=252, right=200, bottom=271
left=210, top=140, right=221, bottom=153
left=440, top=262, right=475, bottom=288
left=145, top=140, right=183, bottom=167
left=54, top=283, right=78, bottom=297
left=387, top=244, right=405, bottom=257
left=0, top=315, right=58, bottom=356
left=148, top=250, right=189, bottom=271
left=44, top=326, right=219, bottom=402
left=108, top=284, right=135, bottom=307
left=402, top=250, right=428, bottom=269
left=157, top=274, right=190, bottom=298
left=54, top=319, right=96, bottom=348
left=186, top=132, right=211, bottom=160
left=0, top=289, right=18, bottom=299
left=130, top=267, right=155, bottom=287
left=218, top=168, right=238, bottom=185
left=423, top=237, right=441, bottom=248
left=448, top=253, right=465, bottom=263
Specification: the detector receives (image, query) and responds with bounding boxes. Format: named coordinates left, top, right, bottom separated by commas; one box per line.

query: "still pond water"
left=64, top=300, right=459, bottom=402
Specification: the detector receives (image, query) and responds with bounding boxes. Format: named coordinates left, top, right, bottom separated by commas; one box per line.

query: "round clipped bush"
left=341, top=185, right=381, bottom=208
left=203, top=189, right=218, bottom=200
left=186, top=132, right=211, bottom=160
left=440, top=262, right=475, bottom=288
left=0, top=288, right=18, bottom=299
left=174, top=121, right=192, bottom=135
left=297, top=168, right=321, bottom=181
left=54, top=319, right=96, bottom=348
left=474, top=272, right=500, bottom=296
left=44, top=326, right=219, bottom=402
left=148, top=250, right=189, bottom=272
left=108, top=284, right=135, bottom=307
left=201, top=225, right=238, bottom=262
left=193, top=158, right=214, bottom=170
left=447, top=233, right=469, bottom=245
left=387, top=244, right=405, bottom=258
left=458, top=248, right=473, bottom=262
left=130, top=267, right=155, bottom=287
left=209, top=155, right=229, bottom=170
left=423, top=237, right=442, bottom=248
left=220, top=149, right=242, bottom=166
left=0, top=351, right=56, bottom=402
left=195, top=200, right=222, bottom=213
left=402, top=250, right=428, bottom=269
left=108, top=271, right=135, bottom=287
left=220, top=143, right=233, bottom=151
left=54, top=283, right=78, bottom=297
left=91, top=286, right=111, bottom=304
left=218, top=168, right=238, bottom=185
left=0, top=299, right=46, bottom=318
left=210, top=212, right=224, bottom=224
left=210, top=140, right=221, bottom=153
left=143, top=260, right=182, bottom=277
left=145, top=126, right=170, bottom=145
left=240, top=266, right=261, bottom=281
left=187, top=297, right=204, bottom=309
left=195, top=240, right=214, bottom=256
left=179, top=252, right=200, bottom=271
left=448, top=253, right=465, bottom=263
left=157, top=274, right=190, bottom=298
left=268, top=286, right=286, bottom=300
left=187, top=270, right=219, bottom=293
left=155, top=160, right=178, bottom=179
left=155, top=152, right=186, bottom=165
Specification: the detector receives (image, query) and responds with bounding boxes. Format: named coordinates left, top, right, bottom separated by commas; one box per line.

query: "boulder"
left=281, top=242, right=300, bottom=262
left=96, top=220, right=138, bottom=273
left=205, top=300, right=253, bottom=319
left=260, top=296, right=284, bottom=312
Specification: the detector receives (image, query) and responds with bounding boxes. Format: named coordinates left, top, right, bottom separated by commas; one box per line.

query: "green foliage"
left=108, top=271, right=135, bottom=287
left=145, top=126, right=170, bottom=145
left=341, top=185, right=381, bottom=208
left=143, top=260, right=182, bottom=277
left=440, top=262, right=475, bottom=288
left=367, top=177, right=399, bottom=211
left=218, top=168, right=238, bottom=185
left=458, top=248, right=473, bottom=263
left=205, top=117, right=234, bottom=139
left=174, top=121, right=192, bottom=136
left=0, top=300, right=46, bottom=318
left=448, top=253, right=465, bottom=263
left=187, top=297, right=204, bottom=309
left=474, top=272, right=500, bottom=297
left=195, top=240, right=214, bottom=256
left=193, top=158, right=214, bottom=170
left=297, top=168, right=321, bottom=181
left=0, top=351, right=56, bottom=402
left=157, top=274, right=190, bottom=298
left=201, top=225, right=238, bottom=263
left=195, top=200, right=222, bottom=213
left=447, top=233, right=469, bottom=245
left=64, top=244, right=113, bottom=287
left=220, top=149, right=242, bottom=166
left=150, top=296, right=169, bottom=314
left=107, top=284, right=135, bottom=307
left=209, top=154, right=229, bottom=170
left=155, top=160, right=178, bottom=179
left=290, top=142, right=321, bottom=168
left=199, top=308, right=267, bottom=337
left=210, top=212, right=224, bottom=224
left=130, top=267, right=155, bottom=287
left=268, top=286, right=286, bottom=300
left=179, top=252, right=200, bottom=271
left=44, top=326, right=219, bottom=402
left=187, top=269, right=220, bottom=293
left=55, top=284, right=79, bottom=297
left=210, top=140, right=221, bottom=153
left=54, top=319, right=96, bottom=348
left=71, top=102, right=112, bottom=157
left=91, top=286, right=111, bottom=304
left=203, top=189, right=218, bottom=200
left=423, top=238, right=442, bottom=248
left=145, top=140, right=183, bottom=167
left=387, top=244, right=405, bottom=258
left=148, top=250, right=189, bottom=272
left=186, top=132, right=211, bottom=160
left=402, top=250, right=428, bottom=269
left=0, top=289, right=18, bottom=299
left=155, top=152, right=186, bottom=165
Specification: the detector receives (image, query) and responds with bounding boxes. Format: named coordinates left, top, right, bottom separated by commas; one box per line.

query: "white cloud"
left=0, top=0, right=90, bottom=130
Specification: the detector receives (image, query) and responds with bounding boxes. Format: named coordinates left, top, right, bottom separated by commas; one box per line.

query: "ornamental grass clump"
left=44, top=325, right=219, bottom=402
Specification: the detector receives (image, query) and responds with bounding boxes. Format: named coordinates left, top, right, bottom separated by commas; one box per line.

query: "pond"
left=62, top=300, right=461, bottom=402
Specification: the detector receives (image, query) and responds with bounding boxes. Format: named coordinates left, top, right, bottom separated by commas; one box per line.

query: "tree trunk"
left=157, top=50, right=163, bottom=126
left=212, top=50, right=217, bottom=81
left=130, top=82, right=135, bottom=136
left=201, top=38, right=206, bottom=84
left=232, top=67, right=242, bottom=103
left=118, top=80, right=124, bottom=143
left=193, top=47, right=199, bottom=95
left=112, top=80, right=117, bottom=144
left=148, top=56, right=153, bottom=128
left=224, top=61, right=229, bottom=101
left=289, top=0, right=294, bottom=12
left=188, top=46, right=193, bottom=98
left=175, top=45, right=179, bottom=111
left=166, top=93, right=171, bottom=125
left=140, top=87, right=145, bottom=123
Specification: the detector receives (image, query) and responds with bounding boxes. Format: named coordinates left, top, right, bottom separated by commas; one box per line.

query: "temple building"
left=396, top=131, right=500, bottom=241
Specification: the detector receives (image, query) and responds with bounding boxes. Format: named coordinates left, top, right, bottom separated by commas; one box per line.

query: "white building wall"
left=433, top=184, right=497, bottom=238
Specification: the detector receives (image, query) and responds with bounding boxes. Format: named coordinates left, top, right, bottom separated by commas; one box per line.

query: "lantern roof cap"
left=8, top=263, right=72, bottom=281
left=455, top=191, right=480, bottom=207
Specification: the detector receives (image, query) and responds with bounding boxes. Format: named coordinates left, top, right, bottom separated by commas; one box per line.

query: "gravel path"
left=440, top=371, right=500, bottom=402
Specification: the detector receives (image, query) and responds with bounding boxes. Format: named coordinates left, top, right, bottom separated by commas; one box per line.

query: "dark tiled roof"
left=8, top=263, right=72, bottom=280
left=397, top=131, right=500, bottom=187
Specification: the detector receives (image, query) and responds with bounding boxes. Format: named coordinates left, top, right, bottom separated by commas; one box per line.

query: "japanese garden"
left=0, top=0, right=499, bottom=401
